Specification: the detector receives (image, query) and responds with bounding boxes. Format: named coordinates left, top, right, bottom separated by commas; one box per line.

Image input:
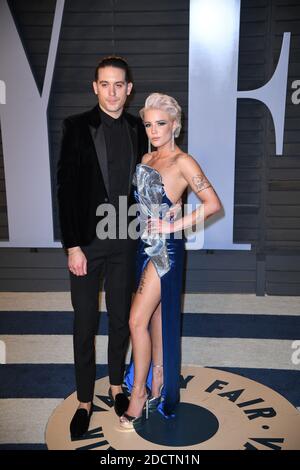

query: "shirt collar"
left=98, top=106, right=123, bottom=127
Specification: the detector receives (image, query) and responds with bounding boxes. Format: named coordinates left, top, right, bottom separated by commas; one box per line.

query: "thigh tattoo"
left=137, top=264, right=148, bottom=294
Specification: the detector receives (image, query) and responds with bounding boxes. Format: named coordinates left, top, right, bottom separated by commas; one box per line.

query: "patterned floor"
left=0, top=292, right=299, bottom=449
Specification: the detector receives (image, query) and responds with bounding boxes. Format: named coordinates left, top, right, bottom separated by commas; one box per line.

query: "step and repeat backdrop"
left=0, top=0, right=299, bottom=294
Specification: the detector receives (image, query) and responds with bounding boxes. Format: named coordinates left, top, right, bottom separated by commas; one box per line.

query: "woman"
left=120, top=93, right=222, bottom=429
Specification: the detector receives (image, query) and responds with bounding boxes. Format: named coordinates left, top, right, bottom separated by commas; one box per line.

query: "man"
left=57, top=56, right=147, bottom=439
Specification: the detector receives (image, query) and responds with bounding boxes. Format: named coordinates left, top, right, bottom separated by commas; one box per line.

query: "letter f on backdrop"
left=187, top=0, right=290, bottom=250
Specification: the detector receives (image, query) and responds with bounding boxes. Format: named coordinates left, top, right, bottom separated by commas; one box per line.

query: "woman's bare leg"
left=126, top=260, right=161, bottom=417
left=150, top=303, right=164, bottom=397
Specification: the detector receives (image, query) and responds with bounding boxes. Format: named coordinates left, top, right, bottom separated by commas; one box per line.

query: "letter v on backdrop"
left=0, top=0, right=291, bottom=248
left=0, top=0, right=64, bottom=247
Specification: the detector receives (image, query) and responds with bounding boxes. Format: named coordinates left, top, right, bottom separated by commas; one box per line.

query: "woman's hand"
left=147, top=217, right=175, bottom=235
left=165, top=198, right=182, bottom=220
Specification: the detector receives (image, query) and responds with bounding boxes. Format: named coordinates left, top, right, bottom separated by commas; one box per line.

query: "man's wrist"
left=68, top=246, right=81, bottom=255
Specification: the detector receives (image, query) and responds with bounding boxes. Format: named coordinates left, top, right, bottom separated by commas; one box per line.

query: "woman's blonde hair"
left=139, top=92, right=182, bottom=138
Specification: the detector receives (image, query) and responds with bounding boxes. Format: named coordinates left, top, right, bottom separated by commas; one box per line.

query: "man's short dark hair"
left=94, top=56, right=132, bottom=82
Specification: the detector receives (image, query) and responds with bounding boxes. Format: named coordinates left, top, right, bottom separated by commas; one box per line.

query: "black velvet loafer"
left=70, top=403, right=94, bottom=440
left=108, top=387, right=129, bottom=416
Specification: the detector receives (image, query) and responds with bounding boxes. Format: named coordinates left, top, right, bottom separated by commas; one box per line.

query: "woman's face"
left=143, top=109, right=176, bottom=149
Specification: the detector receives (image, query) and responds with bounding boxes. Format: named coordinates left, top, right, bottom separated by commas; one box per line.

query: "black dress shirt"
left=99, top=107, right=132, bottom=206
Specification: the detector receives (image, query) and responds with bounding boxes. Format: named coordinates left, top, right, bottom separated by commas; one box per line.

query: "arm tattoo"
left=192, top=174, right=212, bottom=193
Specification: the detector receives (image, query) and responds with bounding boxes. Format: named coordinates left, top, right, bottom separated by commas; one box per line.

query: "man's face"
left=93, top=66, right=133, bottom=118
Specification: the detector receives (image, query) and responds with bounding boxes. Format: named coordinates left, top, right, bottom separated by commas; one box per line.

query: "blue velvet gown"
left=124, top=163, right=185, bottom=418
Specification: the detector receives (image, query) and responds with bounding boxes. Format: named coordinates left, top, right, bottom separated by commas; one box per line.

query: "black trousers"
left=69, top=236, right=136, bottom=403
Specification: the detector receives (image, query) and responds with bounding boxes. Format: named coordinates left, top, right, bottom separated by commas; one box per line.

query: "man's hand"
left=68, top=247, right=87, bottom=276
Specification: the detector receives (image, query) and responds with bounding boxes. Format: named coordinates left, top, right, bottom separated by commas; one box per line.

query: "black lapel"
left=87, top=106, right=110, bottom=198
left=124, top=114, right=138, bottom=195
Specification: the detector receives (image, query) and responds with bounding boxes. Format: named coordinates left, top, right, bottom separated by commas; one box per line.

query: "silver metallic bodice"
left=133, top=164, right=171, bottom=277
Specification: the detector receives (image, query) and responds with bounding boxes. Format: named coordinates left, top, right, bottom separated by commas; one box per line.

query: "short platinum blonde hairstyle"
left=139, top=92, right=182, bottom=138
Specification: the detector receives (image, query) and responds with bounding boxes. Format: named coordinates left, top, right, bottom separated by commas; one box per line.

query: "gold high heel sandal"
left=119, top=384, right=149, bottom=430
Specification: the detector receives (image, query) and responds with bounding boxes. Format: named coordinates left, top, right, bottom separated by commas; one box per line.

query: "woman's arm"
left=172, top=154, right=222, bottom=232
left=148, top=154, right=222, bottom=234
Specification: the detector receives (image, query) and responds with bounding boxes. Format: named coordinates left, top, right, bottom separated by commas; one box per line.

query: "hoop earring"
left=171, top=132, right=175, bottom=151
left=148, top=138, right=152, bottom=154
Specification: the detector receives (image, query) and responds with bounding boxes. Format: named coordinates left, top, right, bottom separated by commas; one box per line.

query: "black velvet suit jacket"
left=57, top=105, right=147, bottom=249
